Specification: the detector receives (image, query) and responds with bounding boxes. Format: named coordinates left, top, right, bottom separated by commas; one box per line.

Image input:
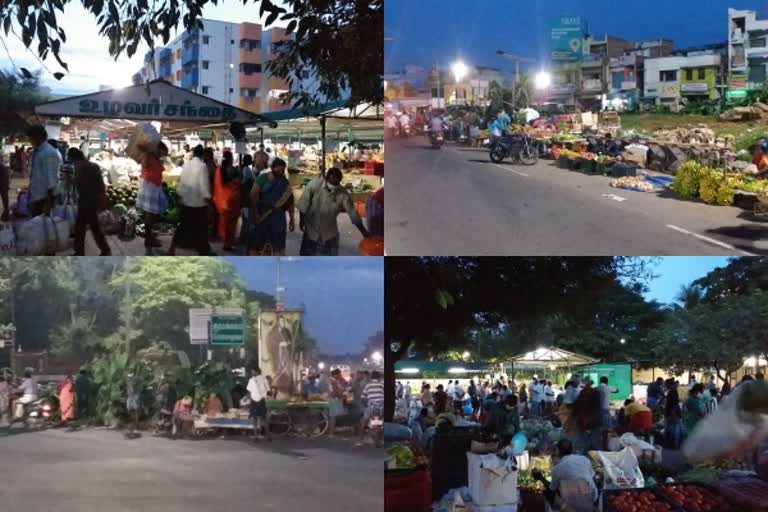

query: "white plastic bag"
left=466, top=452, right=518, bottom=507
left=0, top=223, right=16, bottom=256
left=52, top=204, right=77, bottom=235
left=126, top=123, right=160, bottom=162
left=596, top=447, right=645, bottom=490
left=683, top=382, right=768, bottom=462
left=620, top=433, right=662, bottom=463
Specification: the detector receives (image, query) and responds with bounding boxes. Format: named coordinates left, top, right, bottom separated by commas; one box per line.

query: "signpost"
left=210, top=315, right=245, bottom=346
left=189, top=308, right=243, bottom=344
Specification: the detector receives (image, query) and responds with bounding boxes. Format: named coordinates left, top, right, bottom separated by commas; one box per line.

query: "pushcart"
left=192, top=400, right=330, bottom=438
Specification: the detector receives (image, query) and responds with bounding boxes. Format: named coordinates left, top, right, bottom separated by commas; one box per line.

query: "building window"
left=202, top=61, right=209, bottom=70
left=301, top=70, right=310, bottom=79
left=202, top=36, right=210, bottom=44
left=239, top=39, right=261, bottom=51
left=202, top=86, right=209, bottom=94
left=660, top=70, right=677, bottom=82
left=697, top=68, right=706, bottom=80
left=239, top=63, right=262, bottom=74
left=230, top=88, right=234, bottom=93
left=685, top=69, right=693, bottom=81
left=231, top=39, right=235, bottom=45
left=176, top=48, right=182, bottom=59
left=750, top=38, right=766, bottom=48
left=176, top=70, right=181, bottom=81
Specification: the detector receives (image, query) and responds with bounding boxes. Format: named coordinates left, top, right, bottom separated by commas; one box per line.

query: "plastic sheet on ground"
left=432, top=487, right=518, bottom=512
left=610, top=174, right=674, bottom=193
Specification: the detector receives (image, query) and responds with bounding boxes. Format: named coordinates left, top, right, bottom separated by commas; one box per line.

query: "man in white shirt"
left=398, top=112, right=410, bottom=137
left=246, top=366, right=271, bottom=441
left=453, top=381, right=466, bottom=416
left=167, top=145, right=212, bottom=255
left=598, top=376, right=618, bottom=448
left=14, top=370, right=39, bottom=419
left=543, top=380, right=555, bottom=414
left=447, top=380, right=456, bottom=399
left=533, top=439, right=598, bottom=509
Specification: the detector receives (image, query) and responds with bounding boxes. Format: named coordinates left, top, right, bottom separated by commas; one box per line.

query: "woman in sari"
left=213, top=150, right=240, bottom=251
left=59, top=375, right=75, bottom=424
left=248, top=158, right=295, bottom=255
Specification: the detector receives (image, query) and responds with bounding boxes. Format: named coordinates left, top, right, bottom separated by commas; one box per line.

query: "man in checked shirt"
left=26, top=125, right=61, bottom=217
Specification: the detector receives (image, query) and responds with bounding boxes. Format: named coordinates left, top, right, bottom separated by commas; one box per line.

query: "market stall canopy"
left=507, top=347, right=599, bottom=369
left=34, top=80, right=277, bottom=127
left=251, top=100, right=383, bottom=141
left=394, top=360, right=503, bottom=376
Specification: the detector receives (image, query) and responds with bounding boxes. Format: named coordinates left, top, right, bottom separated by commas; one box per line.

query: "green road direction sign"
left=209, top=315, right=245, bottom=346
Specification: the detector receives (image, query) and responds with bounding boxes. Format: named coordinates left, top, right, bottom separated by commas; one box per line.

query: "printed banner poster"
left=551, top=17, right=584, bottom=62
left=258, top=310, right=304, bottom=399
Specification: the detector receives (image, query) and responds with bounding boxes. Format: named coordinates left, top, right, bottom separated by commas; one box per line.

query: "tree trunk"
left=385, top=338, right=410, bottom=421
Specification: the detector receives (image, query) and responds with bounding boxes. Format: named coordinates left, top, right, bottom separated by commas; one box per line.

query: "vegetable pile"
left=672, top=160, right=768, bottom=205
left=611, top=176, right=657, bottom=192
left=657, top=484, right=738, bottom=512
left=106, top=183, right=138, bottom=208
left=605, top=490, right=673, bottom=512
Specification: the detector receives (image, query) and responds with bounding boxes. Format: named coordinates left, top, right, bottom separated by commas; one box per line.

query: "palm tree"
left=675, top=284, right=704, bottom=310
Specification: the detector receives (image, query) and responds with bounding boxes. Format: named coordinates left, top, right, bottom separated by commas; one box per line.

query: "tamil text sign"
left=210, top=315, right=245, bottom=346
left=189, top=308, right=243, bottom=345
left=551, top=17, right=584, bottom=62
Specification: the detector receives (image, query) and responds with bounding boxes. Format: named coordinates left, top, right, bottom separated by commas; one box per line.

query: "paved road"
left=385, top=138, right=768, bottom=255
left=0, top=428, right=382, bottom=512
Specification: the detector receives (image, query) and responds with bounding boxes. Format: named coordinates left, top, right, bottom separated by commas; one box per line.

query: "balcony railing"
left=238, top=96, right=261, bottom=113
left=239, top=48, right=262, bottom=65
left=621, top=81, right=637, bottom=90
left=549, top=83, right=576, bottom=94
left=609, top=55, right=637, bottom=67
left=239, top=73, right=262, bottom=89
left=582, top=54, right=604, bottom=67
left=582, top=79, right=603, bottom=91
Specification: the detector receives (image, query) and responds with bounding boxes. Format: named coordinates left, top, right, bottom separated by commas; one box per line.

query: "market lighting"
left=448, top=367, right=468, bottom=374
left=462, top=351, right=471, bottom=359
left=534, top=71, right=552, bottom=90
left=452, top=61, right=468, bottom=82
left=318, top=362, right=325, bottom=370
left=371, top=351, right=383, bottom=363
left=620, top=338, right=626, bottom=344
left=399, top=368, right=420, bottom=374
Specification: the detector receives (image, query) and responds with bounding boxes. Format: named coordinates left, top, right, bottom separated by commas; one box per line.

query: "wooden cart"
left=193, top=400, right=330, bottom=438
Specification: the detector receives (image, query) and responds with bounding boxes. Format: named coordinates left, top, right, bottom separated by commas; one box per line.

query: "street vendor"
left=532, top=439, right=598, bottom=510
left=172, top=396, right=195, bottom=438
left=328, top=368, right=349, bottom=437
left=483, top=394, right=520, bottom=443
left=203, top=392, right=224, bottom=418
left=753, top=139, right=768, bottom=175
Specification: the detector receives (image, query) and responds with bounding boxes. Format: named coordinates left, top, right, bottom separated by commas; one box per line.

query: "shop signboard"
left=550, top=17, right=584, bottom=62
left=210, top=315, right=245, bottom=346
left=729, top=74, right=748, bottom=89
left=680, top=83, right=710, bottom=94
left=197, top=129, right=213, bottom=139
left=189, top=308, right=243, bottom=344
left=35, top=80, right=275, bottom=125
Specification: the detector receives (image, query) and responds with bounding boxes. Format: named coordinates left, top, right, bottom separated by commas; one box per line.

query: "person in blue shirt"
left=488, top=119, right=501, bottom=139
left=497, top=110, right=512, bottom=136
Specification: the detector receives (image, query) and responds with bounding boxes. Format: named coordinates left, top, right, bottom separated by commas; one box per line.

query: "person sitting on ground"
left=533, top=439, right=598, bottom=511
left=753, top=140, right=768, bottom=175
left=604, top=133, right=620, bottom=157
left=203, top=392, right=224, bottom=418
left=483, top=394, right=520, bottom=443
left=172, top=396, right=195, bottom=438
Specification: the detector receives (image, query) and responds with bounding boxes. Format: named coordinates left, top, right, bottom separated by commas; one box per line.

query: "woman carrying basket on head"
left=247, top=158, right=294, bottom=256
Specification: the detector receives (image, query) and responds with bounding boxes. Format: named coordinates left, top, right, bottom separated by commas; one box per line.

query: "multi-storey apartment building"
left=133, top=19, right=302, bottom=114
left=644, top=46, right=724, bottom=111
left=728, top=8, right=768, bottom=92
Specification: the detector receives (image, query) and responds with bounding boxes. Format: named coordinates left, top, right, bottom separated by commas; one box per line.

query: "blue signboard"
left=551, top=17, right=585, bottom=62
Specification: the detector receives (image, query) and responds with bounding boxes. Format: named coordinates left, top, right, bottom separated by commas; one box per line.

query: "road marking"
left=666, top=224, right=757, bottom=255
left=602, top=194, right=627, bottom=202
left=493, top=164, right=529, bottom=177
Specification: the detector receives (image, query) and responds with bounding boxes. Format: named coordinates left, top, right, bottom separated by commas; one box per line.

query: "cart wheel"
left=268, top=411, right=292, bottom=436
left=303, top=409, right=328, bottom=438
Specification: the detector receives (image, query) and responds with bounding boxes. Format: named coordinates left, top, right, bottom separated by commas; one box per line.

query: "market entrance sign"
left=35, top=80, right=276, bottom=125
left=551, top=17, right=584, bottom=62
left=189, top=308, right=243, bottom=344
left=210, top=315, right=245, bottom=346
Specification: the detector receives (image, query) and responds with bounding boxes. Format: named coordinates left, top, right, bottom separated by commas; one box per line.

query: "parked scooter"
left=489, top=133, right=539, bottom=165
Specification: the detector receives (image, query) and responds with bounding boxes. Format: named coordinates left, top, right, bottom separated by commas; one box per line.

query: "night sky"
left=221, top=257, right=383, bottom=355
left=385, top=0, right=768, bottom=73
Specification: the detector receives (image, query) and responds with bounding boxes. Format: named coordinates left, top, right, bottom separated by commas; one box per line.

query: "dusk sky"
left=641, top=257, right=731, bottom=305
left=222, top=257, right=383, bottom=356
left=385, top=0, right=767, bottom=73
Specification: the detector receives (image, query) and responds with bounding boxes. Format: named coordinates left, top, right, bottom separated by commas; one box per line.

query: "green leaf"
left=3, top=16, right=10, bottom=36
left=53, top=72, right=64, bottom=81
left=285, top=20, right=297, bottom=35
left=20, top=67, right=33, bottom=79
left=436, top=289, right=448, bottom=309
left=265, top=11, right=279, bottom=27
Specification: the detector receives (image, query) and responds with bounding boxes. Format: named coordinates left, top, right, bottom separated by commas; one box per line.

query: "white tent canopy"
left=34, top=80, right=276, bottom=127
left=508, top=347, right=599, bottom=369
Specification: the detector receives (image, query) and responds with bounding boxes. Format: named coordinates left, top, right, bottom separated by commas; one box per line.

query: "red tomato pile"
left=657, top=484, right=738, bottom=512
left=606, top=490, right=673, bottom=512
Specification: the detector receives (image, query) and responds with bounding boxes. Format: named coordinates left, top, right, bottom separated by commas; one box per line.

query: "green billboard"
left=209, top=315, right=245, bottom=346
left=551, top=17, right=584, bottom=62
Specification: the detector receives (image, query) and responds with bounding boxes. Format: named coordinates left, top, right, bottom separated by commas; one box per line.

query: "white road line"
left=602, top=194, right=628, bottom=203
left=666, top=224, right=757, bottom=255
left=493, top=164, right=529, bottom=177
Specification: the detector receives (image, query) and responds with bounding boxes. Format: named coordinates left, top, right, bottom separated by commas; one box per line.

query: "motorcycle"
left=9, top=396, right=54, bottom=429
left=429, top=130, right=444, bottom=149
left=488, top=133, right=539, bottom=165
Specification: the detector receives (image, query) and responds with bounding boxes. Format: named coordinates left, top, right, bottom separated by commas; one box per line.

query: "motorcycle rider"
left=398, top=111, right=411, bottom=138
left=13, top=370, right=39, bottom=419
left=430, top=115, right=446, bottom=144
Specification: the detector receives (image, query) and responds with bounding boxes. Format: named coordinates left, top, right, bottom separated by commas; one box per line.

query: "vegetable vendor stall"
left=193, top=399, right=330, bottom=438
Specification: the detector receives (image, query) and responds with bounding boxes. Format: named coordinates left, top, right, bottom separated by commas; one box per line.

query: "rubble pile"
left=652, top=124, right=734, bottom=148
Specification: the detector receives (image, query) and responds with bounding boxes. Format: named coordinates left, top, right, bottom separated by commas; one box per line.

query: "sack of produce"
left=126, top=123, right=160, bottom=162
left=0, top=223, right=16, bottom=256
left=52, top=204, right=77, bottom=235
left=16, top=215, right=70, bottom=255
left=683, top=380, right=768, bottom=462
left=596, top=447, right=645, bottom=490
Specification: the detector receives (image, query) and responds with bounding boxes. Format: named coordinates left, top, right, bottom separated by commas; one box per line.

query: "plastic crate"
left=595, top=162, right=614, bottom=175
left=559, top=157, right=571, bottom=169
left=580, top=159, right=596, bottom=173
left=385, top=468, right=431, bottom=512
left=611, top=163, right=637, bottom=177
left=363, top=161, right=384, bottom=176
